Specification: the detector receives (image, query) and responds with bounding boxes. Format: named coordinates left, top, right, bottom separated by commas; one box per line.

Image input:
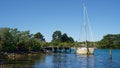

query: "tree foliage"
left=61, top=33, right=74, bottom=42
left=52, top=31, right=62, bottom=42
left=97, top=34, right=120, bottom=49
left=34, top=32, right=45, bottom=42
left=51, top=30, right=74, bottom=47
left=52, top=31, right=74, bottom=43
left=0, top=27, right=46, bottom=53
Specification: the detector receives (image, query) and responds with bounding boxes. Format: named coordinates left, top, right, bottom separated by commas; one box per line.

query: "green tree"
left=17, top=31, right=31, bottom=52
left=52, top=31, right=62, bottom=42
left=61, top=33, right=68, bottom=42
left=28, top=38, right=42, bottom=51
left=34, top=32, right=45, bottom=42
left=61, top=33, right=74, bottom=42
left=0, top=37, right=3, bottom=51
left=68, top=37, right=74, bottom=42
left=97, top=34, right=120, bottom=49
left=0, top=28, right=16, bottom=52
left=9, top=28, right=21, bottom=51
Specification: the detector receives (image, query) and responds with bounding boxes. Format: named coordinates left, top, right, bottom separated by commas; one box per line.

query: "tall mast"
left=83, top=4, right=89, bottom=54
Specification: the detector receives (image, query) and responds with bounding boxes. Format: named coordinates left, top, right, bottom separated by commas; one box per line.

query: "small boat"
left=76, top=4, right=95, bottom=55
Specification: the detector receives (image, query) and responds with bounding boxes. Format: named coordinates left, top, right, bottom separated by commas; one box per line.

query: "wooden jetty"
left=43, top=46, right=72, bottom=53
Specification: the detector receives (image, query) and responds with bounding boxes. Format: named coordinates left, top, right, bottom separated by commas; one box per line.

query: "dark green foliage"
left=52, top=31, right=74, bottom=43
left=61, top=33, right=68, bottom=42
left=0, top=27, right=45, bottom=53
left=97, top=34, right=120, bottom=49
left=0, top=28, right=15, bottom=52
left=51, top=30, right=74, bottom=47
left=68, top=37, right=74, bottom=43
left=52, top=31, right=62, bottom=42
left=61, top=33, right=74, bottom=42
left=34, top=32, right=45, bottom=42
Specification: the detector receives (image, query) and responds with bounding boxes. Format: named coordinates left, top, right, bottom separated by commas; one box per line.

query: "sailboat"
left=76, top=4, right=95, bottom=55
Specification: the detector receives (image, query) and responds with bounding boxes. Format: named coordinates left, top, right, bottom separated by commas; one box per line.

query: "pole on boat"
left=83, top=3, right=89, bottom=55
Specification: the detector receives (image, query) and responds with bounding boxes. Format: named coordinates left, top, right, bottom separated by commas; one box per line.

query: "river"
left=0, top=49, right=120, bottom=68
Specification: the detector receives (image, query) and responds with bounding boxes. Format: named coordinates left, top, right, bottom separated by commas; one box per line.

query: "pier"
left=43, top=46, right=74, bottom=53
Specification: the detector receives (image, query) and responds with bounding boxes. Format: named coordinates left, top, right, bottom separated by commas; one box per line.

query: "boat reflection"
left=76, top=54, right=95, bottom=68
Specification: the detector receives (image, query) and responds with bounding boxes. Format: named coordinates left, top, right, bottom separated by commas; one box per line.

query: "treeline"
left=0, top=27, right=75, bottom=53
left=1, top=27, right=120, bottom=53
left=96, top=34, right=120, bottom=49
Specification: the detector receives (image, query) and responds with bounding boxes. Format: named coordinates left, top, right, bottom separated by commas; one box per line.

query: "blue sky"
left=0, top=0, right=120, bottom=42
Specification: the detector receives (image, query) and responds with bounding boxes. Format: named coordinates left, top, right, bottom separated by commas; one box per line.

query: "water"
left=0, top=49, right=120, bottom=68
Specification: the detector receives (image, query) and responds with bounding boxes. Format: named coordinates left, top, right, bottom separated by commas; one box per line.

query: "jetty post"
left=110, top=48, right=112, bottom=59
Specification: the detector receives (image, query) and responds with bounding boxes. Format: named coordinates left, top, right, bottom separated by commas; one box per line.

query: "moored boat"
left=76, top=47, right=94, bottom=55
left=76, top=3, right=95, bottom=55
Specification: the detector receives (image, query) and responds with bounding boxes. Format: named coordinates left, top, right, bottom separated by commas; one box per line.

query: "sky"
left=0, top=0, right=120, bottom=42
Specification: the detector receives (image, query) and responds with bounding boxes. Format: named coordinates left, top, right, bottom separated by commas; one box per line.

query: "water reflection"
left=75, top=55, right=95, bottom=68
left=0, top=53, right=46, bottom=68
left=38, top=53, right=96, bottom=68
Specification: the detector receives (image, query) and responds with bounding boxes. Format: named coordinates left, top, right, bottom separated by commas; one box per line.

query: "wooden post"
left=70, top=47, right=71, bottom=53
left=110, top=48, right=112, bottom=59
left=52, top=47, right=54, bottom=52
left=86, top=40, right=90, bottom=55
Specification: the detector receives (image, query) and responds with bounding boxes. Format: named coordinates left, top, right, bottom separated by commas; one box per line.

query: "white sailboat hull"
left=76, top=47, right=94, bottom=55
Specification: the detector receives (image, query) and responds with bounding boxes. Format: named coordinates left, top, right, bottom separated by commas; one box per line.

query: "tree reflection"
left=0, top=53, right=46, bottom=68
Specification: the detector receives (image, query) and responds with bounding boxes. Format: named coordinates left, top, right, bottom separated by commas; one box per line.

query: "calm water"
left=0, top=49, right=120, bottom=68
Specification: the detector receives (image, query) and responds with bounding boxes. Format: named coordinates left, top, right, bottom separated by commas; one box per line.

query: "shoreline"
left=0, top=51, right=45, bottom=59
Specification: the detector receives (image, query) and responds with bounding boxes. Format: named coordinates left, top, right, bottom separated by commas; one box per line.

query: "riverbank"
left=0, top=51, right=46, bottom=59
left=0, top=47, right=74, bottom=59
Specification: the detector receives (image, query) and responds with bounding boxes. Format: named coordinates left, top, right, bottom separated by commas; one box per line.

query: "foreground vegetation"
left=0, top=27, right=120, bottom=54
left=0, top=27, right=46, bottom=53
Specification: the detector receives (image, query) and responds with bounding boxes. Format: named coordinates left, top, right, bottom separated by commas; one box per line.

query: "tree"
left=52, top=31, right=62, bottom=42
left=68, top=37, right=74, bottom=42
left=9, top=28, right=21, bottom=50
left=0, top=37, right=3, bottom=51
left=17, top=30, right=32, bottom=52
left=61, top=33, right=74, bottom=42
left=0, top=28, right=18, bottom=52
left=61, top=33, right=68, bottom=42
left=34, top=32, right=45, bottom=42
